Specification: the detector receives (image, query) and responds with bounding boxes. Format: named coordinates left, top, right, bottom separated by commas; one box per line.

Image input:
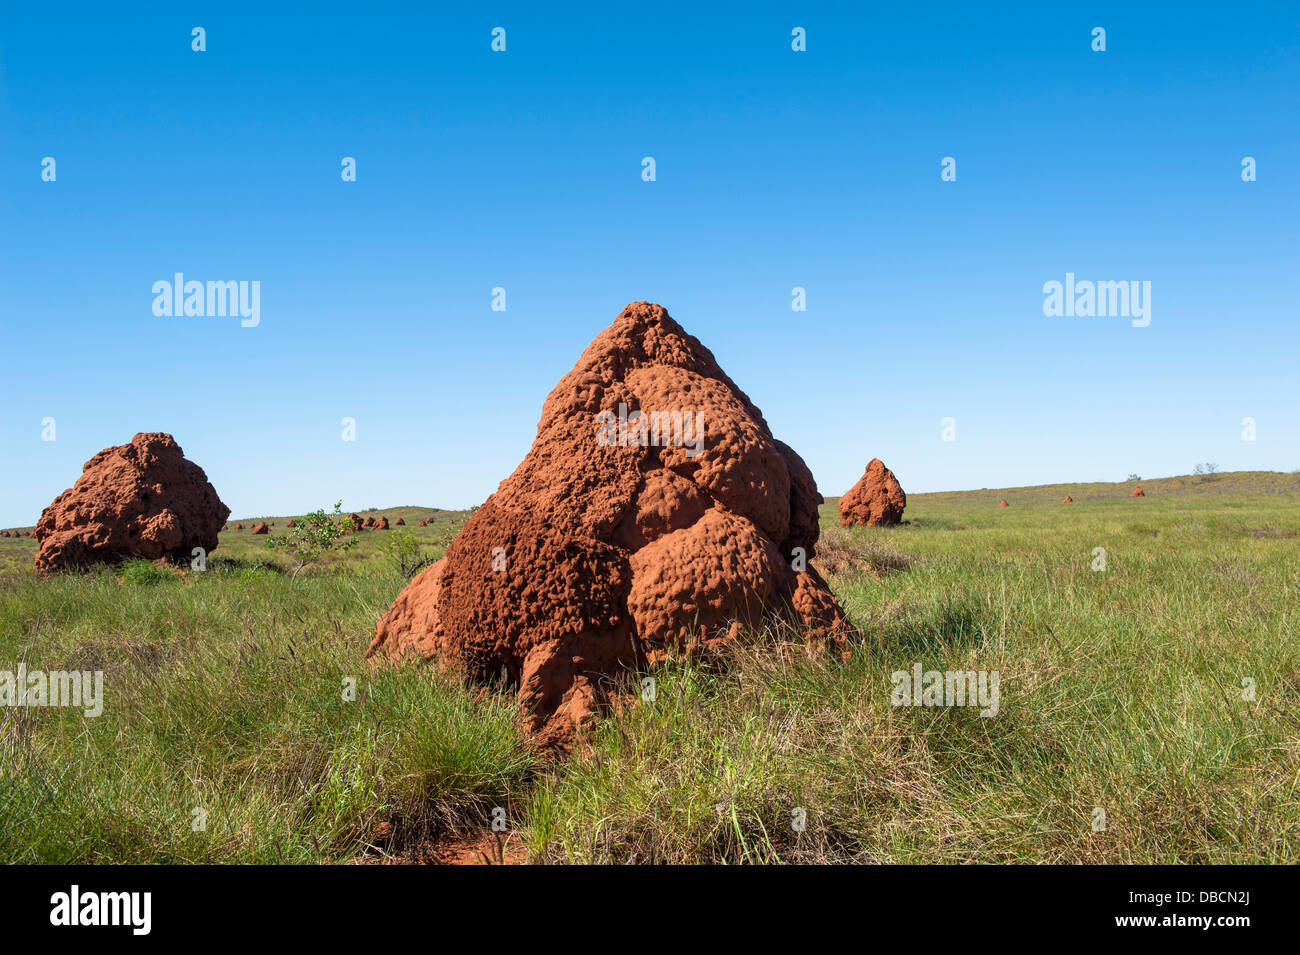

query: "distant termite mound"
left=838, top=459, right=906, bottom=527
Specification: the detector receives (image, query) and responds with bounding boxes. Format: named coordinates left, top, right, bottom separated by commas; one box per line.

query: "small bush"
left=119, top=559, right=173, bottom=587
left=379, top=528, right=434, bottom=579
left=266, top=501, right=358, bottom=579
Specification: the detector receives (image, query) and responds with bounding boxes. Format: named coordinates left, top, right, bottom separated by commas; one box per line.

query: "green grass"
left=0, top=507, right=532, bottom=863
left=2, top=475, right=1298, bottom=863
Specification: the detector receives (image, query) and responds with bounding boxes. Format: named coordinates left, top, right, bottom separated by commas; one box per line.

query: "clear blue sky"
left=2, top=2, right=1297, bottom=526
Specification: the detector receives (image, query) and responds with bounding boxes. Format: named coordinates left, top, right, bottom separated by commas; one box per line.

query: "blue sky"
left=1, top=2, right=1297, bottom=525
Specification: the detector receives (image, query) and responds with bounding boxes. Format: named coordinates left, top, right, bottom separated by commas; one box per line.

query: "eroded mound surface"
left=838, top=458, right=906, bottom=527
left=370, top=302, right=849, bottom=738
left=35, top=432, right=229, bottom=574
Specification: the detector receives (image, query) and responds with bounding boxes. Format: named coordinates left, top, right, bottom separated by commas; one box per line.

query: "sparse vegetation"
left=119, top=558, right=175, bottom=587
left=379, top=527, right=435, bottom=579
left=266, top=501, right=358, bottom=579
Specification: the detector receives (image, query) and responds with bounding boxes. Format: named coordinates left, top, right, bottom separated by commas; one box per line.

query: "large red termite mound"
left=369, top=302, right=849, bottom=739
left=34, top=432, right=229, bottom=574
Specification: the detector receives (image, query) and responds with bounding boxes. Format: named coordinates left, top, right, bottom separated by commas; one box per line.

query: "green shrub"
left=266, top=501, right=358, bottom=579
left=119, top=559, right=172, bottom=587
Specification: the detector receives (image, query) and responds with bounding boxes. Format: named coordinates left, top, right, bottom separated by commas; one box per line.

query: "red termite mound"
left=286, top=519, right=296, bottom=528
left=1062, top=495, right=1073, bottom=503
left=998, top=500, right=1009, bottom=507
left=370, top=302, right=850, bottom=739
left=374, top=516, right=390, bottom=530
left=838, top=459, right=906, bottom=527
left=34, top=432, right=229, bottom=575
left=395, top=517, right=406, bottom=526
left=251, top=521, right=269, bottom=534
left=1130, top=486, right=1145, bottom=497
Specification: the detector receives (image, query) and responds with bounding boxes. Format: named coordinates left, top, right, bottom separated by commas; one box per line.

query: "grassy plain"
left=2, top=474, right=1296, bottom=863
